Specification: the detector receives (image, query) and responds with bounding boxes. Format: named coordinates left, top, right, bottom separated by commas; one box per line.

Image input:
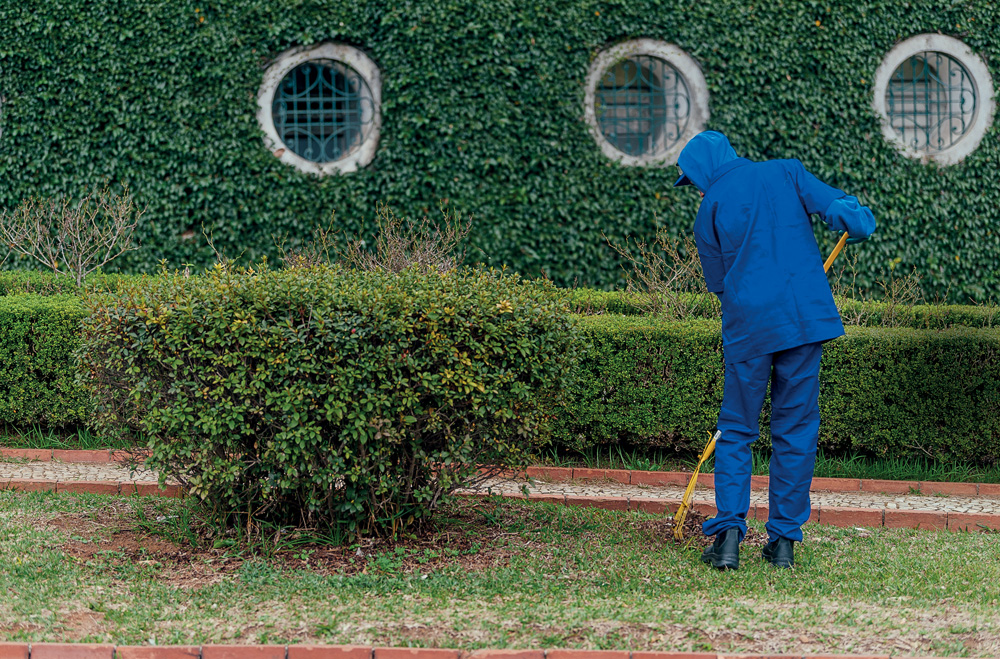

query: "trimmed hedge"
left=0, top=271, right=144, bottom=297
left=567, top=287, right=1000, bottom=330
left=77, top=265, right=578, bottom=534
left=2, top=1, right=1000, bottom=299
left=0, top=294, right=89, bottom=427
left=555, top=315, right=1000, bottom=464
left=1, top=279, right=998, bottom=465
left=6, top=273, right=996, bottom=331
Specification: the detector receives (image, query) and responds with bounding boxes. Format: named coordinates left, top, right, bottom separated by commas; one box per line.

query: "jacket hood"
left=674, top=131, right=739, bottom=192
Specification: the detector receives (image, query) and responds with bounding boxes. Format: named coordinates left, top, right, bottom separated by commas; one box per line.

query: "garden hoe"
left=671, top=232, right=850, bottom=541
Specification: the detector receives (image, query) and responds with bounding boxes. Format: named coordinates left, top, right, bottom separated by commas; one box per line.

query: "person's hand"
left=826, top=197, right=875, bottom=244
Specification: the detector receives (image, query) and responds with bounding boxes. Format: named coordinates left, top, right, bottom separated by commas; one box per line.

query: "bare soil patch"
left=43, top=497, right=712, bottom=585
left=639, top=512, right=768, bottom=548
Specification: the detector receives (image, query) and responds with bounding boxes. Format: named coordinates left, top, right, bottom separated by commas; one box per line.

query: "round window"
left=885, top=52, right=976, bottom=153
left=595, top=56, right=691, bottom=157
left=585, top=39, right=708, bottom=167
left=873, top=35, right=994, bottom=165
left=258, top=44, right=382, bottom=175
left=272, top=60, right=375, bottom=163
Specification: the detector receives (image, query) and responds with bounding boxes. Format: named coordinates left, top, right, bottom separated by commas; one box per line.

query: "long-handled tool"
left=672, top=231, right=851, bottom=540
left=823, top=231, right=849, bottom=273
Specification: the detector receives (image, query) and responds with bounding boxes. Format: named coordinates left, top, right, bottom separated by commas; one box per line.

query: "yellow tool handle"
left=681, top=431, right=718, bottom=505
left=684, top=431, right=722, bottom=503
left=673, top=430, right=721, bottom=540
left=823, top=232, right=849, bottom=273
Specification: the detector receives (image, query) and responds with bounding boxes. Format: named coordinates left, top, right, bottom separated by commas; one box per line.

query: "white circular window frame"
left=584, top=39, right=709, bottom=167
left=257, top=43, right=382, bottom=176
left=873, top=34, right=995, bottom=166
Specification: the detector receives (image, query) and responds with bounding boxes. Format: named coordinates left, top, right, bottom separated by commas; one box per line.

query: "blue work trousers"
left=701, top=342, right=823, bottom=543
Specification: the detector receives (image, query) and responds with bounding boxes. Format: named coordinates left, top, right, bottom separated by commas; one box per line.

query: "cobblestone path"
left=464, top=477, right=1000, bottom=514
left=2, top=458, right=998, bottom=514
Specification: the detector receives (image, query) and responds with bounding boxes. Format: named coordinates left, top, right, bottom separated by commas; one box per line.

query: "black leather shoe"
left=762, top=537, right=795, bottom=568
left=701, top=527, right=740, bottom=570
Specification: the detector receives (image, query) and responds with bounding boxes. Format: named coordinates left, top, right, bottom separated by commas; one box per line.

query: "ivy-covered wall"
left=1, top=0, right=998, bottom=298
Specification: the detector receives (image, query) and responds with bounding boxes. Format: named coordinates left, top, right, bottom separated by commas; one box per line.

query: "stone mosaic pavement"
left=466, top=476, right=1000, bottom=514
left=2, top=458, right=998, bottom=514
left=0, top=459, right=161, bottom=483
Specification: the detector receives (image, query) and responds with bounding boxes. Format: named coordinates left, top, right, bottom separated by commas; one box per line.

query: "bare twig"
left=830, top=253, right=926, bottom=328
left=604, top=228, right=719, bottom=321
left=0, top=182, right=143, bottom=286
left=202, top=224, right=247, bottom=267
left=274, top=212, right=340, bottom=269
left=340, top=201, right=472, bottom=274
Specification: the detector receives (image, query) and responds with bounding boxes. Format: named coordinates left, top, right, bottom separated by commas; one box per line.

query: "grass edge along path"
left=0, top=644, right=993, bottom=658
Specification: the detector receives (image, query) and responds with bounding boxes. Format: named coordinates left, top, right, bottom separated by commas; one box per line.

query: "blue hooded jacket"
left=677, top=131, right=876, bottom=363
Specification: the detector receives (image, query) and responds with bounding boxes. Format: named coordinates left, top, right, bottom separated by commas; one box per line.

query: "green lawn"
left=1, top=491, right=999, bottom=655
left=0, top=426, right=134, bottom=451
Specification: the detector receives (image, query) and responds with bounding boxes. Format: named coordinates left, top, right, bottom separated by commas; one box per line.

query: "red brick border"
left=0, top=478, right=57, bottom=493
left=810, top=477, right=861, bottom=492
left=116, top=647, right=201, bottom=659
left=30, top=644, right=114, bottom=659
left=0, top=642, right=29, bottom=659
left=51, top=449, right=114, bottom=463
left=918, top=481, right=978, bottom=496
left=0, top=448, right=149, bottom=464
left=547, top=651, right=628, bottom=659
left=0, top=643, right=980, bottom=659
left=375, top=649, right=459, bottom=659
left=201, top=646, right=285, bottom=659
left=981, top=483, right=1000, bottom=496
left=288, top=647, right=372, bottom=659
left=947, top=512, right=1000, bottom=532
left=884, top=509, right=948, bottom=530
left=818, top=506, right=883, bottom=528
left=861, top=479, right=919, bottom=494
left=56, top=480, right=120, bottom=495
left=525, top=466, right=573, bottom=481
left=630, top=471, right=689, bottom=487
left=0, top=448, right=52, bottom=462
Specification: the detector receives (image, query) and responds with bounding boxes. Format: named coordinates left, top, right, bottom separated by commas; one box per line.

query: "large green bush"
left=556, top=315, right=1000, bottom=464
left=2, top=1, right=999, bottom=298
left=77, top=264, right=578, bottom=534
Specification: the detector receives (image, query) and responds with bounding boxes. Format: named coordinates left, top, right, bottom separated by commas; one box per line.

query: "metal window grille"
left=595, top=56, right=691, bottom=157
left=886, top=51, right=977, bottom=153
left=272, top=60, right=375, bottom=163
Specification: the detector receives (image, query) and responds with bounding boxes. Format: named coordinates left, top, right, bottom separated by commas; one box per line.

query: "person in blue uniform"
left=674, top=130, right=875, bottom=570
